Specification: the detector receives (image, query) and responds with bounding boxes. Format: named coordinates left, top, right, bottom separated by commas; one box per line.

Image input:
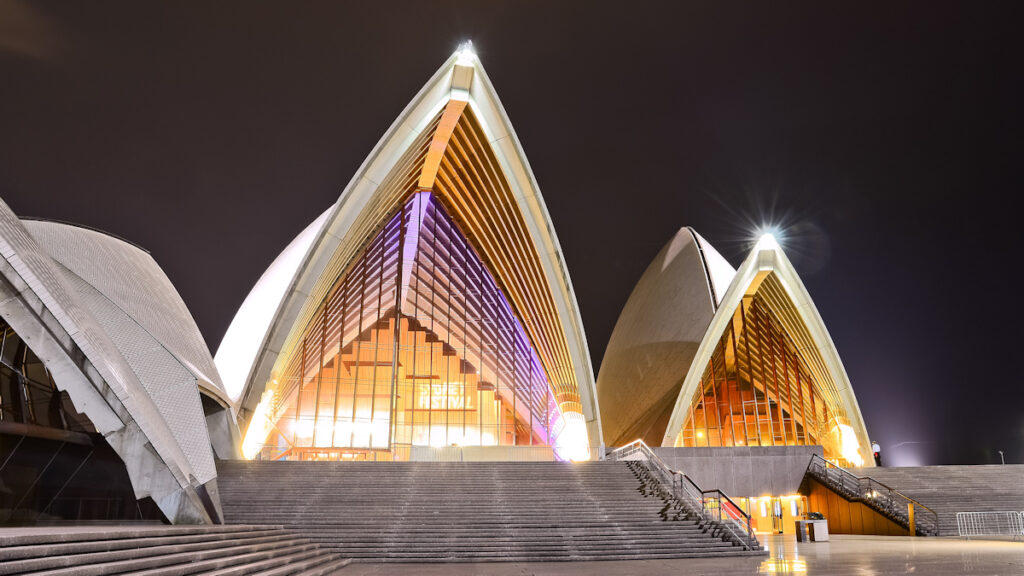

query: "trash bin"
left=807, top=519, right=830, bottom=542
left=795, top=520, right=809, bottom=542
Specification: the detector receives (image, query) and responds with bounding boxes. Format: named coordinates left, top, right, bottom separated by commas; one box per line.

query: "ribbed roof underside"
left=432, top=109, right=578, bottom=411
left=273, top=104, right=581, bottom=414
left=749, top=272, right=845, bottom=414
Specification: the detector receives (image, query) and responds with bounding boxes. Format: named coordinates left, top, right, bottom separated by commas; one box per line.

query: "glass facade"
left=0, top=319, right=89, bottom=432
left=0, top=319, right=164, bottom=523
left=673, top=274, right=861, bottom=465
left=254, top=191, right=567, bottom=460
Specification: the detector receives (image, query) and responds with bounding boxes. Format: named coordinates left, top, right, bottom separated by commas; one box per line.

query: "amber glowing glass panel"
left=674, top=282, right=856, bottom=464
left=260, top=191, right=561, bottom=460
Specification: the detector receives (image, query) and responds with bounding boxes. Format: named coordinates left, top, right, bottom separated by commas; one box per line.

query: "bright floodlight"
left=756, top=232, right=780, bottom=251
left=751, top=225, right=783, bottom=251
left=455, top=41, right=476, bottom=66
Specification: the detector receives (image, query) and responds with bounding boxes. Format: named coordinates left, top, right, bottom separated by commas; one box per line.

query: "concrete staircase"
left=0, top=525, right=350, bottom=575
left=216, top=460, right=764, bottom=562
left=849, top=465, right=1024, bottom=536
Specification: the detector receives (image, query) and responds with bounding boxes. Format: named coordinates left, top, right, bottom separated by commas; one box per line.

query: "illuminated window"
left=675, top=273, right=863, bottom=465
left=252, top=192, right=565, bottom=460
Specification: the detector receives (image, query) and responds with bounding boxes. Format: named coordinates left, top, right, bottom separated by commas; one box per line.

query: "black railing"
left=806, top=454, right=939, bottom=536
left=609, top=440, right=758, bottom=550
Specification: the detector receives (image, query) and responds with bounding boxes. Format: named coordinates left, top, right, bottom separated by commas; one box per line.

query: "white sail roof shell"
left=216, top=48, right=603, bottom=451
left=0, top=202, right=223, bottom=523
left=596, top=227, right=736, bottom=446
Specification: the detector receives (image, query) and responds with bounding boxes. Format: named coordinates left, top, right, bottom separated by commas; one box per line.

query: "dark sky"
left=2, top=1, right=1021, bottom=465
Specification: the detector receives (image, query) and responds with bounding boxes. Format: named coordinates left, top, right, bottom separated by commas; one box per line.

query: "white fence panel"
left=956, top=511, right=1024, bottom=540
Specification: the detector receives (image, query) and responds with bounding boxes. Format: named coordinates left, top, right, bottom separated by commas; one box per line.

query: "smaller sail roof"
left=660, top=234, right=871, bottom=463
left=596, top=227, right=736, bottom=447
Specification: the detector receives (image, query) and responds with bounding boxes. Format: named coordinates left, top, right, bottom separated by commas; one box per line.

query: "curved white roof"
left=25, top=220, right=227, bottom=402
left=692, top=230, right=736, bottom=307
left=596, top=227, right=736, bottom=446
left=0, top=204, right=223, bottom=523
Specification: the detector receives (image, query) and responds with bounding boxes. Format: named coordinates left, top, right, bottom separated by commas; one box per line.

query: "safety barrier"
left=956, top=511, right=1024, bottom=540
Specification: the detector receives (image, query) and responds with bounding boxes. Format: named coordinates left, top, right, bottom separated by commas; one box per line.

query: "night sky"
left=2, top=1, right=1021, bottom=465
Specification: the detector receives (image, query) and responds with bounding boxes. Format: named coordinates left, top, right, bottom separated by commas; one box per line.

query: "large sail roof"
left=216, top=45, right=602, bottom=453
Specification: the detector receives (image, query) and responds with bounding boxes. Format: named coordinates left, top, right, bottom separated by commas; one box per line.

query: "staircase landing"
left=849, top=465, right=1024, bottom=536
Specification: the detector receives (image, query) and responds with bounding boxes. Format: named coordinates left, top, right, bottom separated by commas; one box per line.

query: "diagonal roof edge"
left=230, top=54, right=456, bottom=416
left=689, top=228, right=736, bottom=309
left=463, top=50, right=603, bottom=450
left=24, top=219, right=228, bottom=404
left=214, top=206, right=332, bottom=407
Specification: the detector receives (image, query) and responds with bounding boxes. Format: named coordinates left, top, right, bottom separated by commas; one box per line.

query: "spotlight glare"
left=455, top=41, right=476, bottom=66
left=752, top=225, right=784, bottom=251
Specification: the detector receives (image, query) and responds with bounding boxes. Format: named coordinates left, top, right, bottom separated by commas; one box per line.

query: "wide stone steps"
left=849, top=465, right=1024, bottom=535
left=216, top=460, right=762, bottom=562
left=0, top=525, right=349, bottom=576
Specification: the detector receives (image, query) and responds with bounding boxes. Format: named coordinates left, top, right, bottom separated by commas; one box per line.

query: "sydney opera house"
left=0, top=46, right=889, bottom=555
left=598, top=228, right=870, bottom=467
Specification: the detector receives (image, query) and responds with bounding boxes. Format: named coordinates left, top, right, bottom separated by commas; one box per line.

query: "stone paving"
left=336, top=534, right=1024, bottom=575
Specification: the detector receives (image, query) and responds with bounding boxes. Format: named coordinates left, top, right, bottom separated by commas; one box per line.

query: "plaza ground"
left=337, top=534, right=1024, bottom=575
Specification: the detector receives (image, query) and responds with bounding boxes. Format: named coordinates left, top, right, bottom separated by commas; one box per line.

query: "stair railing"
left=805, top=454, right=940, bottom=536
left=608, top=440, right=757, bottom=550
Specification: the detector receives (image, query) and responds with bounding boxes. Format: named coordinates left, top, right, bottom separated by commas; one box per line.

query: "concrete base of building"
left=408, top=445, right=555, bottom=461
left=652, top=445, right=822, bottom=496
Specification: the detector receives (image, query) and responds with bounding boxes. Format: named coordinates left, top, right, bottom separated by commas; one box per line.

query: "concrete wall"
left=410, top=445, right=555, bottom=462
left=651, top=445, right=822, bottom=497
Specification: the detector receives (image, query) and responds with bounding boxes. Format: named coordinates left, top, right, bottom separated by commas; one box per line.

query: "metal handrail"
left=805, top=454, right=940, bottom=536
left=608, top=440, right=757, bottom=550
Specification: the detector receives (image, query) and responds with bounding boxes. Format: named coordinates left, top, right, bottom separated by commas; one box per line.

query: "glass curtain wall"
left=259, top=191, right=560, bottom=460
left=0, top=319, right=89, bottom=432
left=674, top=282, right=855, bottom=463
left=0, top=319, right=164, bottom=522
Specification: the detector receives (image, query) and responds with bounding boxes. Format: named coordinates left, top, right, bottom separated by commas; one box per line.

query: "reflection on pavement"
left=759, top=535, right=808, bottom=574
